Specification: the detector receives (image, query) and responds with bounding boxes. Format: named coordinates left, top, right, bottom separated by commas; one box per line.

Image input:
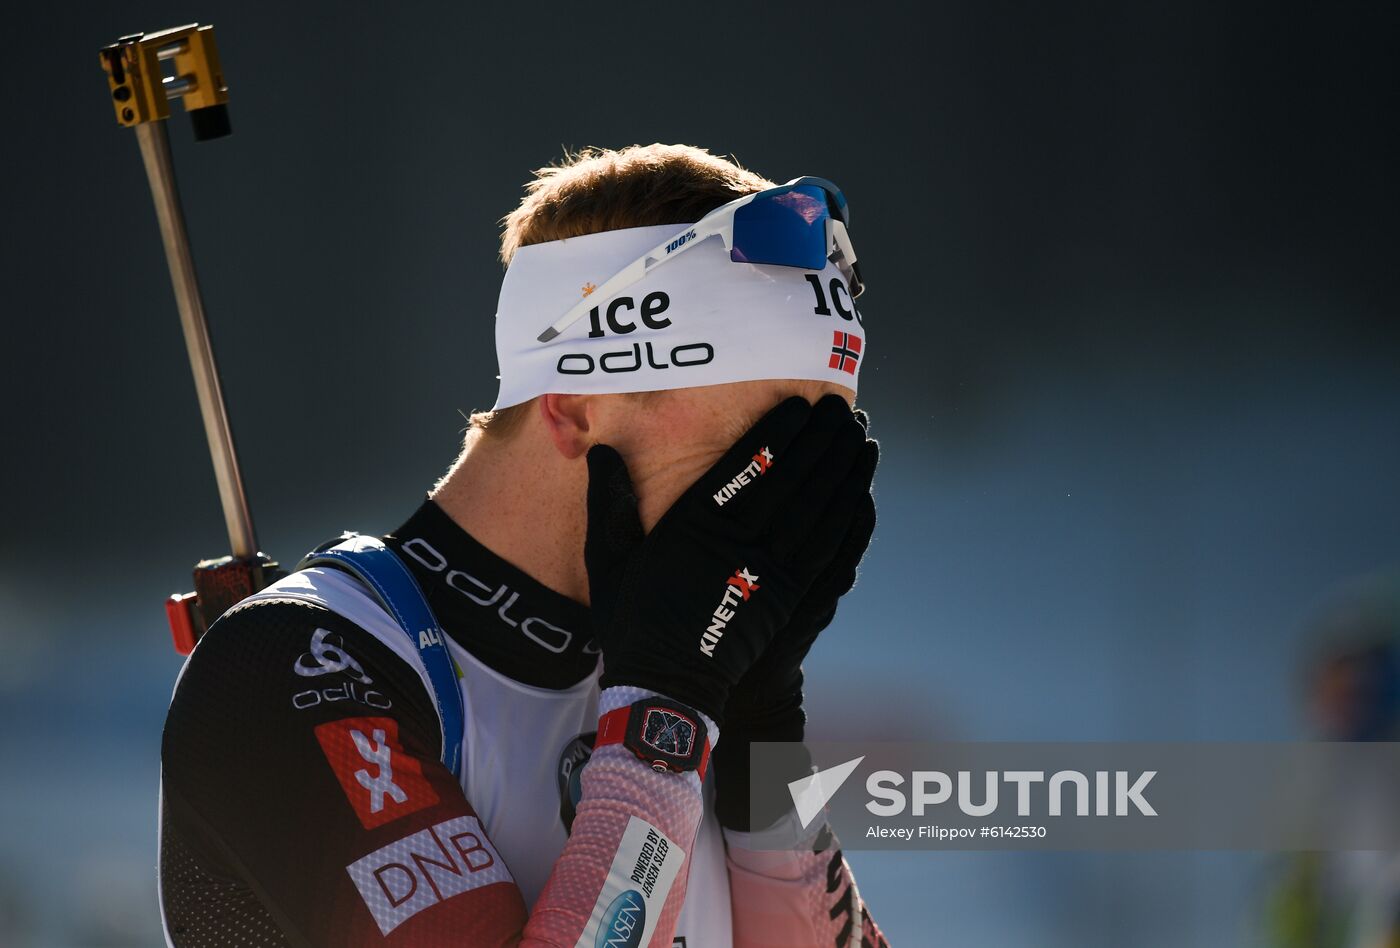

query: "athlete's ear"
left=539, top=393, right=594, bottom=460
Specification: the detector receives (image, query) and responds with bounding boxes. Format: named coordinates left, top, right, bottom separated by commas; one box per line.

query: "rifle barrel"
left=135, top=120, right=258, bottom=558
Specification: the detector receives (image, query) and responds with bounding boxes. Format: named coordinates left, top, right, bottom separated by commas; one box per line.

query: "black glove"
left=713, top=411, right=878, bottom=829
left=585, top=394, right=871, bottom=724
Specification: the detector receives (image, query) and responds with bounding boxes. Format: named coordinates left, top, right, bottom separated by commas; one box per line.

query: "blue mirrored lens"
left=730, top=185, right=831, bottom=270
left=789, top=176, right=849, bottom=226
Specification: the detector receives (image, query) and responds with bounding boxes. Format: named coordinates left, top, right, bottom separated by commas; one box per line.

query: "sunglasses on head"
left=537, top=177, right=863, bottom=343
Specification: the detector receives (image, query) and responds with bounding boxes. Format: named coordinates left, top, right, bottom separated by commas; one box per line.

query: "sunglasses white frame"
left=536, top=180, right=859, bottom=343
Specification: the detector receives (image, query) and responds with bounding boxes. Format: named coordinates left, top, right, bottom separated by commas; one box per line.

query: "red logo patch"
left=315, top=716, right=439, bottom=829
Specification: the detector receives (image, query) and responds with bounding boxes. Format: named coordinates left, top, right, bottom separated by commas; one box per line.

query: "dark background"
left=1, top=1, right=1397, bottom=944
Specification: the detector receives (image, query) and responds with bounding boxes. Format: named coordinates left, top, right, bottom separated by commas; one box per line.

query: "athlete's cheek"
left=633, top=469, right=704, bottom=533
left=624, top=444, right=729, bottom=532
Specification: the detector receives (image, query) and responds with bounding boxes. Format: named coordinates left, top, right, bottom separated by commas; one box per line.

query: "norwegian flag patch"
left=829, top=331, right=862, bottom=375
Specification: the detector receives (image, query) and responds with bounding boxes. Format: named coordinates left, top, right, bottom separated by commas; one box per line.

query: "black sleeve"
left=160, top=596, right=527, bottom=947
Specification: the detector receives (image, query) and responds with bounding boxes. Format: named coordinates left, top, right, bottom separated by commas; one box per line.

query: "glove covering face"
left=585, top=394, right=878, bottom=723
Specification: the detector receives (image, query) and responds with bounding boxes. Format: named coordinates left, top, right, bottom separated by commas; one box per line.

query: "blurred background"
left=2, top=0, right=1397, bottom=944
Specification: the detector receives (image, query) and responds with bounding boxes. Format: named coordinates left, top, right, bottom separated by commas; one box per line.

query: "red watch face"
left=639, top=706, right=697, bottom=758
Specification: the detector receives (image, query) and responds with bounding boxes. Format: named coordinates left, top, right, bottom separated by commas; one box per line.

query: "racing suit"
left=159, top=498, right=887, bottom=946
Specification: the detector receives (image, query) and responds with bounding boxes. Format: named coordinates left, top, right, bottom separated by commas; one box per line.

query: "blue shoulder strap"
left=299, top=536, right=464, bottom=778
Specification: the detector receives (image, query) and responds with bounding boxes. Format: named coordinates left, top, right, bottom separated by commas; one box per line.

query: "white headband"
left=491, top=223, right=866, bottom=410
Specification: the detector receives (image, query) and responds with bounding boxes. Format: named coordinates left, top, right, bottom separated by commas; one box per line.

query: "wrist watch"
left=596, top=696, right=711, bottom=778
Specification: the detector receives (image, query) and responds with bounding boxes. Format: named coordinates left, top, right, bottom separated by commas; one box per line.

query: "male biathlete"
left=159, top=144, right=887, bottom=946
